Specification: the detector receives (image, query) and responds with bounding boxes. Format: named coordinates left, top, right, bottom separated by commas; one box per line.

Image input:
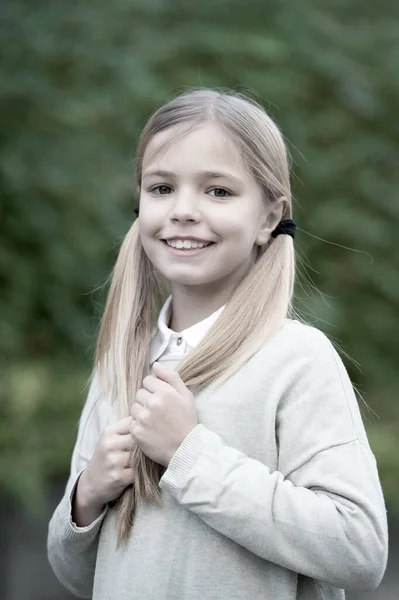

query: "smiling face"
left=138, top=123, right=282, bottom=302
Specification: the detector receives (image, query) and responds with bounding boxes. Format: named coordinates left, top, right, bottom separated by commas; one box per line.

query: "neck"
left=168, top=286, right=230, bottom=332
left=167, top=257, right=256, bottom=332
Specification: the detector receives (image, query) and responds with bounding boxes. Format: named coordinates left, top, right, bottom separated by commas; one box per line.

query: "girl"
left=48, top=89, right=388, bottom=600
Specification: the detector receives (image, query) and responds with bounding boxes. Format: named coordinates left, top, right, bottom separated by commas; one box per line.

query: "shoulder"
left=254, top=318, right=357, bottom=395
left=269, top=318, right=340, bottom=363
left=264, top=318, right=359, bottom=410
left=242, top=318, right=351, bottom=390
left=269, top=320, right=372, bottom=450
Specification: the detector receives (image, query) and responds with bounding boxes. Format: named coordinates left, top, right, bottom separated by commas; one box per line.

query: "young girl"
left=48, top=89, right=388, bottom=600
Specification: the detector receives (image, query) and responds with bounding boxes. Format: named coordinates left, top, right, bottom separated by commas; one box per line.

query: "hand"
left=77, top=416, right=136, bottom=512
left=130, top=362, right=198, bottom=467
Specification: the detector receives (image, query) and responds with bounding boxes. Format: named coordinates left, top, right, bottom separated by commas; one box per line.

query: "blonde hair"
left=94, top=89, right=296, bottom=544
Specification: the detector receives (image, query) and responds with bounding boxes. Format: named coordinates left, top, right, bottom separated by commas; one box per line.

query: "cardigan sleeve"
left=159, top=326, right=388, bottom=593
left=47, top=374, right=110, bottom=599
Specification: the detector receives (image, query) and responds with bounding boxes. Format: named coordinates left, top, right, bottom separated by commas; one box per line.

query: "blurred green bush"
left=1, top=0, right=398, bottom=512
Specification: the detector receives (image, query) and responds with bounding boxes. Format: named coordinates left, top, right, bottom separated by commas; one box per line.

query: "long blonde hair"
left=94, top=89, right=296, bottom=544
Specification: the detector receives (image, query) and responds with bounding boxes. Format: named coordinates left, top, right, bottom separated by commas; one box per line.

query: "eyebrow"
left=142, top=170, right=174, bottom=181
left=142, top=169, right=244, bottom=186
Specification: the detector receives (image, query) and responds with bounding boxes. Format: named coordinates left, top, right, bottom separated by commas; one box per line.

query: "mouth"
left=161, top=240, right=215, bottom=256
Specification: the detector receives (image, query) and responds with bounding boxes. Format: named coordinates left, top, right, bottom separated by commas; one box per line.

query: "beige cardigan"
left=48, top=319, right=388, bottom=599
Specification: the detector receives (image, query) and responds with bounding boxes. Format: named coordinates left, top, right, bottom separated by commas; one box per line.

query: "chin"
left=164, top=274, right=209, bottom=286
left=157, top=266, right=217, bottom=285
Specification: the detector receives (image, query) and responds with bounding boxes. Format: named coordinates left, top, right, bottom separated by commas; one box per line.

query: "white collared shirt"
left=149, top=295, right=226, bottom=365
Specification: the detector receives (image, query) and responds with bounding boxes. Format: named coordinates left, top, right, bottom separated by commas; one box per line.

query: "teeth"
left=166, top=239, right=208, bottom=249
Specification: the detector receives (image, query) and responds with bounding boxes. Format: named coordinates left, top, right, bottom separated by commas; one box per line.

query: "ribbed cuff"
left=64, top=469, right=108, bottom=540
left=159, top=424, right=218, bottom=497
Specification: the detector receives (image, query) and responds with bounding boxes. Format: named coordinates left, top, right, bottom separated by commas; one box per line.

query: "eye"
left=151, top=185, right=173, bottom=195
left=208, top=187, right=231, bottom=198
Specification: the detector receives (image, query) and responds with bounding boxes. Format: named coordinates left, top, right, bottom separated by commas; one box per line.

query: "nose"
left=169, top=190, right=201, bottom=222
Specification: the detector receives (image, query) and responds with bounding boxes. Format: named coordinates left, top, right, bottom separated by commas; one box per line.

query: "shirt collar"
left=149, top=295, right=226, bottom=364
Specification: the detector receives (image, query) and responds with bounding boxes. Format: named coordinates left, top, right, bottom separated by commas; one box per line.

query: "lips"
left=162, top=240, right=214, bottom=247
left=161, top=240, right=215, bottom=254
left=164, top=241, right=213, bottom=248
left=162, top=239, right=213, bottom=245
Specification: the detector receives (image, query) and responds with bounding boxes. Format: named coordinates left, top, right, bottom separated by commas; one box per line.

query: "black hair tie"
left=271, top=219, right=296, bottom=239
left=134, top=207, right=139, bottom=217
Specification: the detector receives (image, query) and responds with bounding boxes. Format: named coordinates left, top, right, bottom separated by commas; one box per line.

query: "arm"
left=47, top=374, right=110, bottom=599
left=159, top=328, right=388, bottom=592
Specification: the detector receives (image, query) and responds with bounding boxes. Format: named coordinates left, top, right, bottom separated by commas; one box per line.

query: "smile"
left=161, top=240, right=215, bottom=256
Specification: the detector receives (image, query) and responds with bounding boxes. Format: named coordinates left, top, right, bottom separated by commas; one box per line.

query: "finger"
left=133, top=402, right=154, bottom=428
left=111, top=448, right=133, bottom=468
left=134, top=388, right=152, bottom=407
left=141, top=377, right=174, bottom=402
left=131, top=402, right=144, bottom=420
left=141, top=375, right=167, bottom=394
left=152, top=362, right=190, bottom=396
left=111, top=416, right=134, bottom=435
left=114, top=433, right=134, bottom=452
left=121, top=467, right=135, bottom=486
left=120, top=451, right=132, bottom=468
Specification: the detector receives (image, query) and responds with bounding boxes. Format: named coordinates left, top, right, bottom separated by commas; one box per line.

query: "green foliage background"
left=1, top=0, right=398, bottom=513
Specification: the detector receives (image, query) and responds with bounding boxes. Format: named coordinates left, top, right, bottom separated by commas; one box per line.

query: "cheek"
left=222, top=219, right=256, bottom=248
left=217, top=215, right=244, bottom=238
left=138, top=227, right=158, bottom=264
left=138, top=213, right=160, bottom=243
left=138, top=227, right=148, bottom=250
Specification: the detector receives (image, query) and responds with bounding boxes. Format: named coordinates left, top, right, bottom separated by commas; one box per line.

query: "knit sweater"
left=47, top=319, right=388, bottom=599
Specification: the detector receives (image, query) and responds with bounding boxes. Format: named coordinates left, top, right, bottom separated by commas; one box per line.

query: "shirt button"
left=176, top=337, right=183, bottom=346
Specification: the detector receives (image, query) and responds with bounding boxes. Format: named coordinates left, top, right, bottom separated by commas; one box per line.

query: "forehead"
left=142, top=123, right=248, bottom=174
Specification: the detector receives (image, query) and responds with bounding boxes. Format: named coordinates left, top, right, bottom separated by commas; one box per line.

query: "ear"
left=255, top=196, right=288, bottom=246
